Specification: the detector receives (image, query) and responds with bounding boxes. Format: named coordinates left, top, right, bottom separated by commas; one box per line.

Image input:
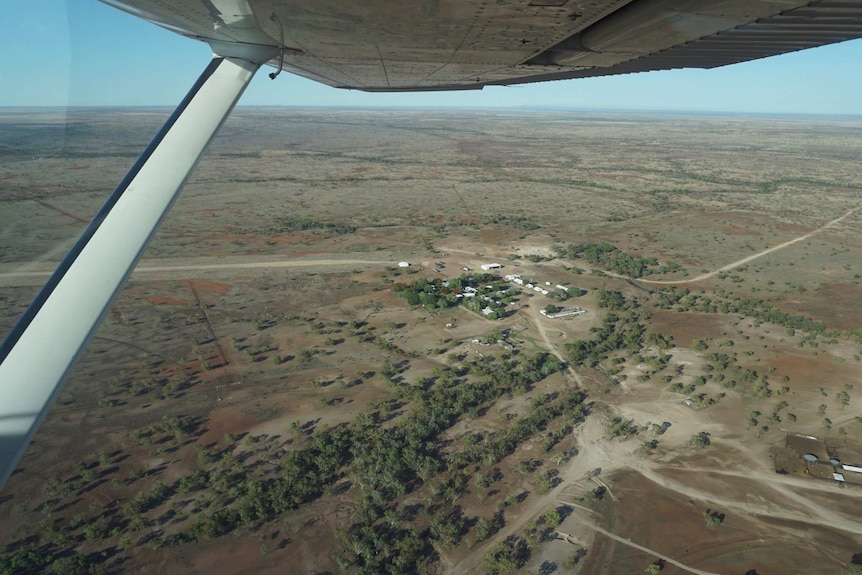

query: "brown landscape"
left=1, top=108, right=861, bottom=574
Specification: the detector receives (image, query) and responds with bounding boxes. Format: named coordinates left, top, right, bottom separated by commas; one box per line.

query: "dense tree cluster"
left=334, top=353, right=581, bottom=572
left=655, top=288, right=827, bottom=333
left=485, top=214, right=540, bottom=230
left=395, top=274, right=511, bottom=318
left=607, top=417, right=639, bottom=439
left=269, top=215, right=356, bottom=235
left=335, top=518, right=434, bottom=575
left=553, top=242, right=681, bottom=278
left=484, top=535, right=530, bottom=573
left=567, top=290, right=647, bottom=367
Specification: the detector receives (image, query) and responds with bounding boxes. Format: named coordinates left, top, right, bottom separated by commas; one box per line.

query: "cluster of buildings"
left=444, top=263, right=586, bottom=320
left=504, top=273, right=570, bottom=298
left=784, top=433, right=862, bottom=486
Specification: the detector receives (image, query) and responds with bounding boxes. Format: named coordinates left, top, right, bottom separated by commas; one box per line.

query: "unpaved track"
left=448, top=416, right=705, bottom=575
left=0, top=257, right=392, bottom=285
left=622, top=206, right=860, bottom=285
left=450, top=392, right=862, bottom=574
left=449, top=416, right=644, bottom=575
left=653, top=463, right=862, bottom=536
left=133, top=258, right=391, bottom=274
left=523, top=304, right=583, bottom=386
left=28, top=196, right=89, bottom=224
left=632, top=462, right=862, bottom=537
left=581, top=522, right=722, bottom=575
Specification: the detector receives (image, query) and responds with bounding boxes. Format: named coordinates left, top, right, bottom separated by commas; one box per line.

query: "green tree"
left=703, top=509, right=724, bottom=527
left=544, top=509, right=562, bottom=527
left=118, top=535, right=135, bottom=551
left=476, top=517, right=495, bottom=541
left=690, top=432, right=711, bottom=448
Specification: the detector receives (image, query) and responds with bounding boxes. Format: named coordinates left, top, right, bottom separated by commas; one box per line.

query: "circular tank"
left=803, top=453, right=818, bottom=462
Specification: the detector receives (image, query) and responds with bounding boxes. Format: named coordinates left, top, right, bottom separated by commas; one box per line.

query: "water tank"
left=803, top=453, right=819, bottom=462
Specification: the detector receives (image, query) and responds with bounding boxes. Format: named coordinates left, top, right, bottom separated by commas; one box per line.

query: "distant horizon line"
left=1, top=105, right=860, bottom=119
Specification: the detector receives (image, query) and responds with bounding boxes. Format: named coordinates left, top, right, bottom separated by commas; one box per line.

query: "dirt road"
left=635, top=206, right=860, bottom=285
left=581, top=522, right=722, bottom=575
left=633, top=462, right=862, bottom=537
left=523, top=304, right=584, bottom=386
left=0, top=257, right=392, bottom=286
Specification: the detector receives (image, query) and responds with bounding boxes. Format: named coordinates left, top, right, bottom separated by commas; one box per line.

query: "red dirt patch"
left=720, top=224, right=762, bottom=236
left=648, top=309, right=729, bottom=343
left=190, top=280, right=232, bottom=295
left=759, top=347, right=859, bottom=394
left=773, top=220, right=814, bottom=234
left=771, top=283, right=862, bottom=330
left=144, top=295, right=188, bottom=306
left=198, top=405, right=257, bottom=446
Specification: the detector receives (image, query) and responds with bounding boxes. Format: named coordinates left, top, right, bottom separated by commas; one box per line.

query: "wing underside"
left=100, top=0, right=862, bottom=91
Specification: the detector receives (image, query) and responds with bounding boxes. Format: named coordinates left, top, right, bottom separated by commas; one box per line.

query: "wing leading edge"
left=100, top=0, right=862, bottom=91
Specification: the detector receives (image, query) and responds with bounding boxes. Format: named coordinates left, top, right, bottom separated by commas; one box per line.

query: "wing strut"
left=0, top=46, right=276, bottom=490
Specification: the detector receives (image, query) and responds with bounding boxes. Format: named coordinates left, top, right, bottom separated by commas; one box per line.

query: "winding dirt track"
left=627, top=206, right=860, bottom=285
left=580, top=522, right=722, bottom=575
left=631, top=462, right=862, bottom=537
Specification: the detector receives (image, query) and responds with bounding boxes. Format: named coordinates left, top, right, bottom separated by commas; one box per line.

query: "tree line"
left=553, top=242, right=682, bottom=278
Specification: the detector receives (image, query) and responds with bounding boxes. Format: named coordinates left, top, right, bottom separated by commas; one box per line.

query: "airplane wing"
left=100, top=0, right=862, bottom=91
left=3, top=0, right=862, bottom=490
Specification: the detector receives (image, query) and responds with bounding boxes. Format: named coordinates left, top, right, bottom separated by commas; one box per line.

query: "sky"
left=2, top=1, right=862, bottom=114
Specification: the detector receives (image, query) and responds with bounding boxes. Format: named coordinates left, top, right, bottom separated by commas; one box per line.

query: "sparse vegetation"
left=3, top=109, right=861, bottom=575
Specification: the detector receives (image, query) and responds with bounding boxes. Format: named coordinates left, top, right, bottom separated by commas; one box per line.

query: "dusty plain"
left=1, top=108, right=861, bottom=574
